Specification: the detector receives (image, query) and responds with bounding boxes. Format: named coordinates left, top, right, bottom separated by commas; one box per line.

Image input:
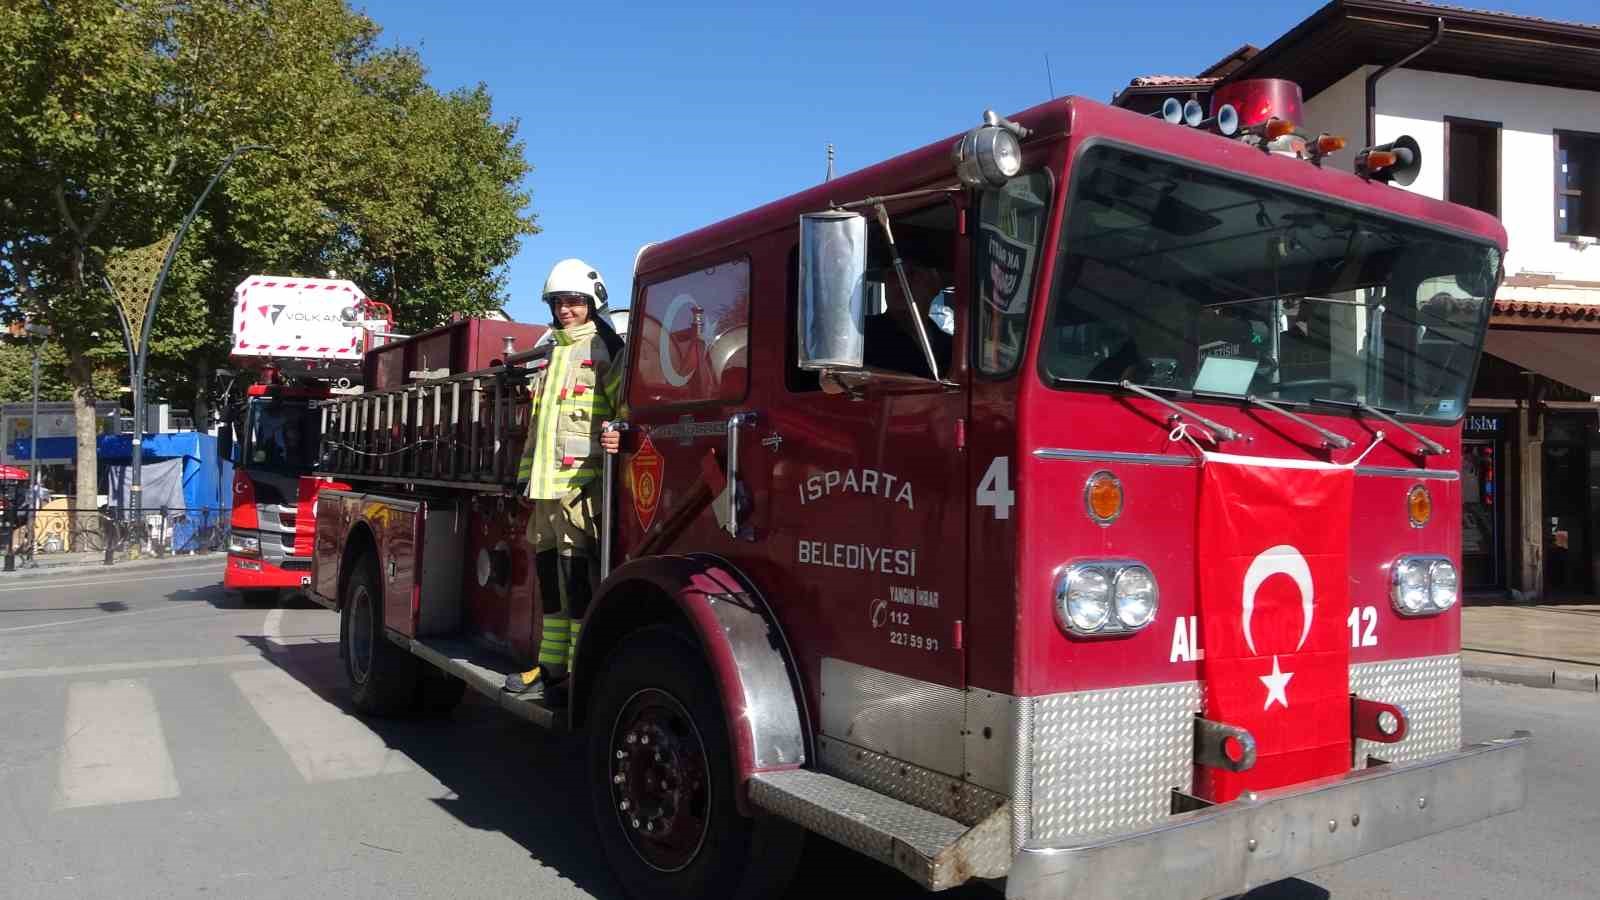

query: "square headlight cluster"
left=1390, top=555, right=1457, bottom=616
left=1054, top=561, right=1159, bottom=637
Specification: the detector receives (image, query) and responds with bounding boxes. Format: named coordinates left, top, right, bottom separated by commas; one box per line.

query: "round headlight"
left=954, top=125, right=1022, bottom=188
left=1059, top=567, right=1111, bottom=633
left=1392, top=559, right=1429, bottom=614
left=1429, top=559, right=1458, bottom=610
left=1113, top=565, right=1159, bottom=628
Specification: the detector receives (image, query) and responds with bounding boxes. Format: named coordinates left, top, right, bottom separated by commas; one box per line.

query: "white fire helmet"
left=542, top=258, right=609, bottom=313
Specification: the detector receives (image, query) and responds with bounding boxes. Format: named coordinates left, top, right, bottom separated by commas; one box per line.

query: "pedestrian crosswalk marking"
left=230, top=667, right=413, bottom=782
left=55, top=679, right=181, bottom=809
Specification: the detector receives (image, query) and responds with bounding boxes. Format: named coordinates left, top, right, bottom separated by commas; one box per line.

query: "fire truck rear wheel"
left=587, top=626, right=804, bottom=900
left=341, top=556, right=420, bottom=717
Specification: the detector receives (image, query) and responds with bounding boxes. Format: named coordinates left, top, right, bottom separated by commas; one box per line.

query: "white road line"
left=0, top=604, right=196, bottom=634
left=0, top=569, right=219, bottom=593
left=230, top=667, right=413, bottom=783
left=263, top=608, right=285, bottom=655
left=0, top=653, right=264, bottom=681
left=55, top=679, right=181, bottom=810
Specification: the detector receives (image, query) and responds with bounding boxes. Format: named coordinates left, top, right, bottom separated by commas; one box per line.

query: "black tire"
left=340, top=556, right=420, bottom=716
left=415, top=666, right=466, bottom=718
left=587, top=626, right=805, bottom=900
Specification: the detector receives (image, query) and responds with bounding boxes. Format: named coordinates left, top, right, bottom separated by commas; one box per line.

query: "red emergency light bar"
left=1211, top=79, right=1304, bottom=132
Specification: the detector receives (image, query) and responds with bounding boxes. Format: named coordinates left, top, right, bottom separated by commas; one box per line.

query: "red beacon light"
left=1211, top=78, right=1304, bottom=133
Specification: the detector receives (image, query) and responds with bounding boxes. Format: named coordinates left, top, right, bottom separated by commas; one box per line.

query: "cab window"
left=628, top=259, right=751, bottom=407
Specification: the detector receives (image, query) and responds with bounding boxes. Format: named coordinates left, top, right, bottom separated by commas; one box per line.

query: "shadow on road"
left=1244, top=878, right=1333, bottom=899
left=232, top=629, right=1000, bottom=900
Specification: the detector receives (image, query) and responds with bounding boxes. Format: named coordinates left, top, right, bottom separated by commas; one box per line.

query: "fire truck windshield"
left=240, top=398, right=320, bottom=474
left=1040, top=144, right=1501, bottom=422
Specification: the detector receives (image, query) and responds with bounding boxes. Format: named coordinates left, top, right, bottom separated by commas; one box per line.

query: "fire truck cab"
left=311, top=87, right=1526, bottom=899
left=221, top=276, right=385, bottom=600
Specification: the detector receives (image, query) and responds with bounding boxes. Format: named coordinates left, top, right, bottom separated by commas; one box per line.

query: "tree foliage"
left=0, top=0, right=537, bottom=447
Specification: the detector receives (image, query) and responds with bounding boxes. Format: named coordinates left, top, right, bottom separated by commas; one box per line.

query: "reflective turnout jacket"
left=517, top=321, right=624, bottom=501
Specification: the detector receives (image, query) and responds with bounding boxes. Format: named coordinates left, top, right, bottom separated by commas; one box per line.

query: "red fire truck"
left=220, top=276, right=391, bottom=600
left=310, top=84, right=1526, bottom=899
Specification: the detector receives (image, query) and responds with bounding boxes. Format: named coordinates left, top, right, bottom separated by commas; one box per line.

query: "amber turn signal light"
left=1407, top=484, right=1432, bottom=528
left=1315, top=134, right=1347, bottom=155
left=1265, top=118, right=1297, bottom=140
left=1085, top=471, right=1124, bottom=525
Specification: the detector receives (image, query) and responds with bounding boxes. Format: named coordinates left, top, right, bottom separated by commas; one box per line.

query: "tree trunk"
left=70, top=374, right=100, bottom=538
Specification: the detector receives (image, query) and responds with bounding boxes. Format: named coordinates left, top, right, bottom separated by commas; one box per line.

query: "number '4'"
left=977, top=457, right=1015, bottom=520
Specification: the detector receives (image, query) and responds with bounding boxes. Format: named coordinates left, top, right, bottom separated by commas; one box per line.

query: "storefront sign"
left=1464, top=414, right=1502, bottom=436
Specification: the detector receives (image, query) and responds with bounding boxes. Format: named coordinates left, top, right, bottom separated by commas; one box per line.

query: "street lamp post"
left=128, top=144, right=268, bottom=534
left=25, top=322, right=50, bottom=568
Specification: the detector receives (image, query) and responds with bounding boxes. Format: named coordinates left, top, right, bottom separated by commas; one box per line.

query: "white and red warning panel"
left=230, top=275, right=372, bottom=364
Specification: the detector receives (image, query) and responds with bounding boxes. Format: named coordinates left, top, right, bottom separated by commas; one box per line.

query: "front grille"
left=281, top=559, right=312, bottom=571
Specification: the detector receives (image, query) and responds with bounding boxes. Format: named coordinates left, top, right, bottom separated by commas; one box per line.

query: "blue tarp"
left=8, top=432, right=233, bottom=552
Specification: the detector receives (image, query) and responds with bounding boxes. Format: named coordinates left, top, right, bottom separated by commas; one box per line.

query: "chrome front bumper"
left=1005, top=732, right=1528, bottom=900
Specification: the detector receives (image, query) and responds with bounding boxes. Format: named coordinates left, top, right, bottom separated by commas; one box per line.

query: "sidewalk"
left=1462, top=603, right=1600, bottom=693
left=0, top=549, right=225, bottom=579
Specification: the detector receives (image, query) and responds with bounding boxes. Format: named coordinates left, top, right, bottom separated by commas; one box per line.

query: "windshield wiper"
left=1120, top=380, right=1246, bottom=443
left=1310, top=397, right=1447, bottom=457
left=1246, top=395, right=1352, bottom=449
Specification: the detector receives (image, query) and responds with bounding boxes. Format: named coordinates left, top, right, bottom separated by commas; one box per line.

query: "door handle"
left=724, top=412, right=758, bottom=538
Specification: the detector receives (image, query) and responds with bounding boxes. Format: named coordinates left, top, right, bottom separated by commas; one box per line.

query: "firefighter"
left=504, top=258, right=626, bottom=702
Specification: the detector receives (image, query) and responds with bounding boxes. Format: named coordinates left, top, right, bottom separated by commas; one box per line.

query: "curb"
left=0, top=552, right=226, bottom=580
left=1463, top=662, right=1600, bottom=694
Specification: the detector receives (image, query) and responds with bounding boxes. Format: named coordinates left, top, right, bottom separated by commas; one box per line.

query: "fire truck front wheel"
left=587, top=626, right=804, bottom=900
left=340, top=556, right=420, bottom=716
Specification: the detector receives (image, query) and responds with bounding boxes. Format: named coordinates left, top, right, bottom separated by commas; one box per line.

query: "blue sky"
left=369, top=0, right=1596, bottom=325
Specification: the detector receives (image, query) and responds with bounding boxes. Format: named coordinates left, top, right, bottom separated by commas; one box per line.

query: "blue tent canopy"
left=9, top=432, right=233, bottom=552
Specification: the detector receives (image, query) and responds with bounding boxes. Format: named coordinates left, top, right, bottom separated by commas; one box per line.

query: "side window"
left=628, top=259, right=750, bottom=407
left=785, top=204, right=958, bottom=389
left=862, top=203, right=957, bottom=379
left=976, top=171, right=1053, bottom=376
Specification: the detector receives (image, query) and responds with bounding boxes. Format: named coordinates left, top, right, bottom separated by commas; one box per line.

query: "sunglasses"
left=548, top=294, right=589, bottom=308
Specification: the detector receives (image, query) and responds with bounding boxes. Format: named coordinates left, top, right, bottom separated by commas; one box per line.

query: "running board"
left=748, top=769, right=1013, bottom=890
left=400, top=635, right=566, bottom=732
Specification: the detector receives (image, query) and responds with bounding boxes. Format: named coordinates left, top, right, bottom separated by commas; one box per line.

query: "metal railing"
left=1, top=504, right=231, bottom=569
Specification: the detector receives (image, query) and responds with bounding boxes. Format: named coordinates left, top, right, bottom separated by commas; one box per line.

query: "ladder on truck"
left=316, top=362, right=531, bottom=492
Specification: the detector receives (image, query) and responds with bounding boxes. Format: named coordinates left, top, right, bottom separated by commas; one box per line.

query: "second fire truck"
left=308, top=82, right=1526, bottom=899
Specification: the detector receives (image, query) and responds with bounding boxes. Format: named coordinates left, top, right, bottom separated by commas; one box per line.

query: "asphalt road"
left=0, top=562, right=1590, bottom=899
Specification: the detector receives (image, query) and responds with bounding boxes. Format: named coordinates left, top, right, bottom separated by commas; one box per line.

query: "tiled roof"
left=1126, top=75, right=1221, bottom=88
left=1492, top=298, right=1600, bottom=322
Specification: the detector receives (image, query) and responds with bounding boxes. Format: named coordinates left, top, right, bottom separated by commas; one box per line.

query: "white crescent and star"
left=1240, top=544, right=1316, bottom=711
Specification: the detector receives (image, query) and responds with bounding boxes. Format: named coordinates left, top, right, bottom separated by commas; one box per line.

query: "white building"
left=1117, top=1, right=1600, bottom=599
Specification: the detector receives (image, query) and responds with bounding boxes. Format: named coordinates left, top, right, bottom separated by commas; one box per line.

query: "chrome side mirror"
left=797, top=211, right=866, bottom=371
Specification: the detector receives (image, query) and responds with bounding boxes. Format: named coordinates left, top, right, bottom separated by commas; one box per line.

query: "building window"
left=1556, top=130, right=1600, bottom=240
left=1446, top=117, right=1499, bottom=218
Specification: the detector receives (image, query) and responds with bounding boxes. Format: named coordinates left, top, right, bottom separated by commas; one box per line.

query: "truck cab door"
left=611, top=259, right=756, bottom=560
left=756, top=201, right=972, bottom=781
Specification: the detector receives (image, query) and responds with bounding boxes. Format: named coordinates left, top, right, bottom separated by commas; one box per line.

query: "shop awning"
left=1483, top=285, right=1600, bottom=396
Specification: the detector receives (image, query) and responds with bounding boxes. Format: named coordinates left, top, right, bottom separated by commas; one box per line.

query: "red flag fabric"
left=1196, top=452, right=1353, bottom=803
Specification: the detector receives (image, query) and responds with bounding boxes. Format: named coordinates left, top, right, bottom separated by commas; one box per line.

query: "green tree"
left=0, top=0, right=536, bottom=515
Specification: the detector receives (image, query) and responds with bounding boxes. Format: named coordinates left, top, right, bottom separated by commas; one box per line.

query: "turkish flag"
left=1195, top=452, right=1353, bottom=803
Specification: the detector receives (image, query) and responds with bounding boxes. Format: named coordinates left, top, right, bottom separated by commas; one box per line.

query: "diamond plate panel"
left=820, top=658, right=965, bottom=777
left=1350, top=654, right=1461, bottom=767
left=1029, top=681, right=1201, bottom=843
left=748, top=769, right=967, bottom=886
left=818, top=737, right=1006, bottom=826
